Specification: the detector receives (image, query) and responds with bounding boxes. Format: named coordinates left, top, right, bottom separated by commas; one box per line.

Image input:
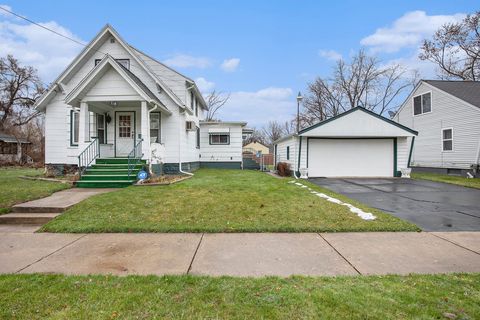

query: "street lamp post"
left=296, top=91, right=303, bottom=133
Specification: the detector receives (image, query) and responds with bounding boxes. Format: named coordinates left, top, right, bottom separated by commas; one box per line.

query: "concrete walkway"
left=1, top=231, right=479, bottom=276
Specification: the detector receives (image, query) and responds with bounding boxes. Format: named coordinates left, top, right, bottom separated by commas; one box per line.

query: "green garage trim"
left=407, top=136, right=415, bottom=168
left=393, top=138, right=399, bottom=177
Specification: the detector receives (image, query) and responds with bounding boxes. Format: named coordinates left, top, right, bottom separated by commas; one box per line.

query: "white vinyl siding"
left=395, top=82, right=480, bottom=169
left=199, top=124, right=243, bottom=162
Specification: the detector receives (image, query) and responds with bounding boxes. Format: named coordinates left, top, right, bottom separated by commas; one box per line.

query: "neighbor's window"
left=95, top=58, right=130, bottom=69
left=196, top=127, right=200, bottom=148
left=97, top=114, right=105, bottom=144
left=287, top=146, right=290, bottom=160
left=413, top=92, right=431, bottom=115
left=0, top=141, right=17, bottom=154
left=150, top=112, right=161, bottom=143
left=210, top=134, right=229, bottom=145
left=70, top=110, right=79, bottom=146
left=442, top=128, right=453, bottom=151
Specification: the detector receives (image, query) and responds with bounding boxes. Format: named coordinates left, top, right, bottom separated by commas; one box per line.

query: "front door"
left=115, top=112, right=135, bottom=157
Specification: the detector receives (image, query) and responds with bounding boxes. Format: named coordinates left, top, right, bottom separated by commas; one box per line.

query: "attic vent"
left=110, top=37, right=115, bottom=43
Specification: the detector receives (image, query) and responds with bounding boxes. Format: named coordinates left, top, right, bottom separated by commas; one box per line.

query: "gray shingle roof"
left=424, top=80, right=480, bottom=108
left=114, top=60, right=165, bottom=108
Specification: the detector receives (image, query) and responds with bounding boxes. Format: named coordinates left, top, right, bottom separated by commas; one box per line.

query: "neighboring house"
left=394, top=80, right=480, bottom=176
left=34, top=25, right=247, bottom=186
left=274, top=107, right=417, bottom=178
left=243, top=141, right=270, bottom=155
left=0, top=132, right=31, bottom=164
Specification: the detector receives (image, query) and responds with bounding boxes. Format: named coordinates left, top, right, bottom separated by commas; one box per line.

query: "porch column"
left=140, top=101, right=150, bottom=160
left=78, top=101, right=90, bottom=149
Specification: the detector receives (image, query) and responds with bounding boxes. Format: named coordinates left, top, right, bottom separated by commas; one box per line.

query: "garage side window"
left=287, top=146, right=290, bottom=160
left=413, top=92, right=431, bottom=115
left=442, top=128, right=453, bottom=151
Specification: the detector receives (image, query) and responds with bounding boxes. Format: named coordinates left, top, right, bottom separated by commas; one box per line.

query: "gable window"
left=150, top=112, right=161, bottom=143
left=190, top=91, right=195, bottom=110
left=287, top=146, right=290, bottom=160
left=413, top=92, right=431, bottom=115
left=97, top=114, right=105, bottom=144
left=442, top=128, right=453, bottom=151
left=70, top=110, right=79, bottom=146
left=196, top=127, right=200, bottom=149
left=94, top=58, right=130, bottom=69
left=209, top=134, right=229, bottom=145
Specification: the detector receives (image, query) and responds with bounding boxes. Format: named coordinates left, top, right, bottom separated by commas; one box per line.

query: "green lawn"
left=0, top=167, right=70, bottom=214
left=412, top=172, right=480, bottom=189
left=1, top=273, right=479, bottom=319
left=42, top=169, right=418, bottom=233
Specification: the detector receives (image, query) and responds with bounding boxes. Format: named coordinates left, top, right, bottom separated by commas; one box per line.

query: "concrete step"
left=0, top=213, right=60, bottom=224
left=76, top=180, right=135, bottom=188
left=96, top=158, right=147, bottom=165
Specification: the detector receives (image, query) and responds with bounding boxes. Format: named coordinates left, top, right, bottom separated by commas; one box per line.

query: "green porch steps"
left=76, top=158, right=147, bottom=188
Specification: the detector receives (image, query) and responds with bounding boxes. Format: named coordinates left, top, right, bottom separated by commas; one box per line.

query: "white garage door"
left=308, top=139, right=394, bottom=177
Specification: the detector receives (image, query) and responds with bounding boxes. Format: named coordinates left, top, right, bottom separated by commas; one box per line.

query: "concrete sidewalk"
left=1, top=231, right=479, bottom=276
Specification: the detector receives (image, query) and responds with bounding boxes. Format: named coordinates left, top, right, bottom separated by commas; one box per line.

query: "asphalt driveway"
left=309, top=178, right=480, bottom=232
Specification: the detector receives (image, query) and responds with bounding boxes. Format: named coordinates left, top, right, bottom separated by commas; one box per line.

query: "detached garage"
left=274, top=107, right=418, bottom=178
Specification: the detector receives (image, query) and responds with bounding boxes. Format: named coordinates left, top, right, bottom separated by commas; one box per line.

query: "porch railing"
left=128, top=138, right=144, bottom=178
left=78, top=137, right=100, bottom=178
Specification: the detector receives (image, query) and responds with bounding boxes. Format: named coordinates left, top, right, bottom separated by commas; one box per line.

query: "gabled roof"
left=64, top=55, right=170, bottom=114
left=298, top=107, right=418, bottom=136
left=424, top=80, right=480, bottom=108
left=35, top=24, right=185, bottom=111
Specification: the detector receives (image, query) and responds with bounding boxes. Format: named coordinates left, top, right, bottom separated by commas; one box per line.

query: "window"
left=287, top=146, right=290, bottom=160
left=209, top=134, right=230, bottom=145
left=118, top=115, right=131, bottom=138
left=413, top=92, right=431, bottom=115
left=442, top=128, right=453, bottom=151
left=97, top=114, right=105, bottom=144
left=0, top=141, right=17, bottom=154
left=190, top=91, right=195, bottom=110
left=196, top=127, right=200, bottom=148
left=150, top=112, right=161, bottom=143
left=95, top=58, right=130, bottom=69
left=70, top=110, right=79, bottom=146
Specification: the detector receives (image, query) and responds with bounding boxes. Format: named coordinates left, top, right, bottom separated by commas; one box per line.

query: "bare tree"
left=262, top=121, right=287, bottom=146
left=0, top=55, right=44, bottom=130
left=301, top=49, right=416, bottom=127
left=204, top=90, right=230, bottom=121
left=419, top=11, right=480, bottom=80
left=242, top=127, right=267, bottom=146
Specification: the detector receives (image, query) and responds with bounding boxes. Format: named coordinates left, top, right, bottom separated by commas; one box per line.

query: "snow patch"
left=289, top=180, right=377, bottom=221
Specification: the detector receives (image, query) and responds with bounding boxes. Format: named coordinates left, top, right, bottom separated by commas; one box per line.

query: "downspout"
left=148, top=104, right=159, bottom=174
left=293, top=135, right=300, bottom=179
left=178, top=85, right=194, bottom=176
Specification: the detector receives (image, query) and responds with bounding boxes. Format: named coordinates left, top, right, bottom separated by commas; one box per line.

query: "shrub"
left=276, top=162, right=292, bottom=177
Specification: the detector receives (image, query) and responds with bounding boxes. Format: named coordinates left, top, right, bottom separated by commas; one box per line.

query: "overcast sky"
left=0, top=1, right=477, bottom=128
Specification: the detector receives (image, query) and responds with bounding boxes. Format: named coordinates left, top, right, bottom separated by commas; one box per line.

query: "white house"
left=274, top=107, right=418, bottom=178
left=35, top=25, right=246, bottom=186
left=394, top=80, right=480, bottom=176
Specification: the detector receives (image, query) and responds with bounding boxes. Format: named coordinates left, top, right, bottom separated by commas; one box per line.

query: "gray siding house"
left=394, top=80, right=480, bottom=176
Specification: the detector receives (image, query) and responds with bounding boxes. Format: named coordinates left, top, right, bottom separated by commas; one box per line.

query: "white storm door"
left=115, top=112, right=135, bottom=157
